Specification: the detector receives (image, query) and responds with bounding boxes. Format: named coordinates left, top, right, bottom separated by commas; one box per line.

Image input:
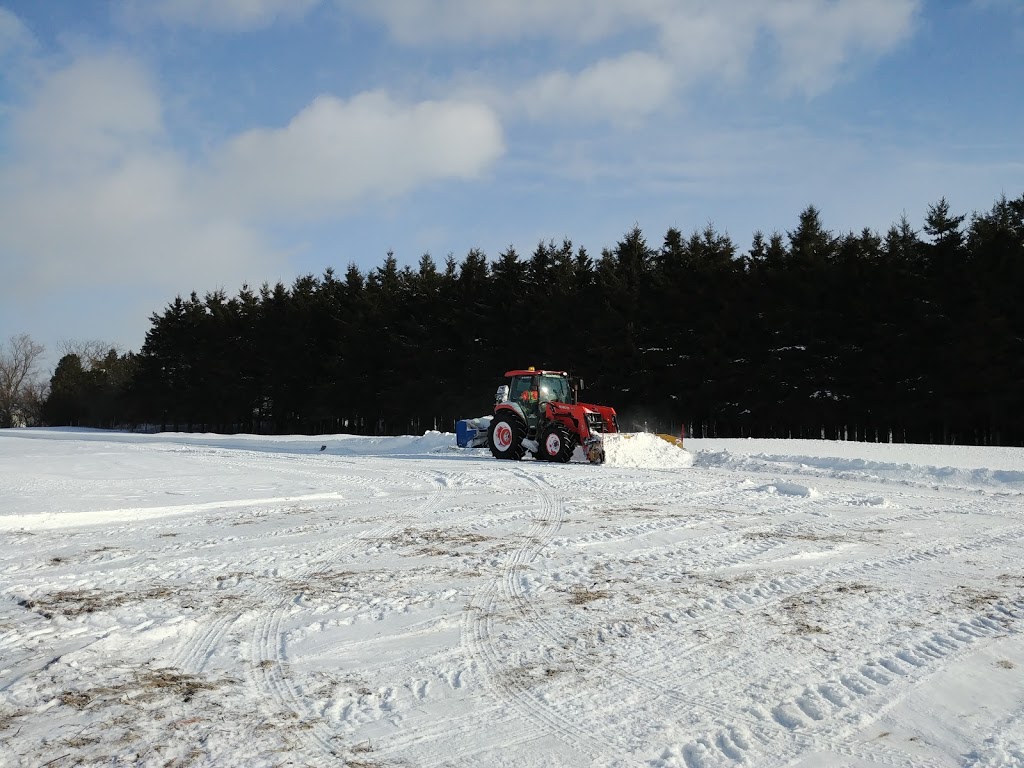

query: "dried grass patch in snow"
left=16, top=586, right=179, bottom=619
left=743, top=530, right=849, bottom=544
left=948, top=585, right=1010, bottom=612
left=774, top=583, right=882, bottom=638
left=59, top=668, right=227, bottom=709
left=567, top=585, right=611, bottom=605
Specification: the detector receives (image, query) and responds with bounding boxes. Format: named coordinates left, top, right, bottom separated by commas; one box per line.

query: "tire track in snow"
left=650, top=599, right=1024, bottom=768
left=593, top=517, right=1024, bottom=681
left=470, top=476, right=1024, bottom=764
left=610, top=532, right=1024, bottom=765
left=169, top=497, right=366, bottom=676
left=244, top=468, right=462, bottom=765
left=592, top=520, right=1024, bottom=729
left=455, top=464, right=615, bottom=761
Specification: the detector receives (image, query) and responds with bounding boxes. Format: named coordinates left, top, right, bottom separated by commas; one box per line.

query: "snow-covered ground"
left=2, top=428, right=1024, bottom=767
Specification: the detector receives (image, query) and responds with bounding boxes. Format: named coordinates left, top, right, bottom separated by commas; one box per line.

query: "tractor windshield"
left=537, top=374, right=570, bottom=404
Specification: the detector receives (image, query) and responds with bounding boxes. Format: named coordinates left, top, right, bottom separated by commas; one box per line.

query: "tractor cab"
left=496, top=369, right=575, bottom=434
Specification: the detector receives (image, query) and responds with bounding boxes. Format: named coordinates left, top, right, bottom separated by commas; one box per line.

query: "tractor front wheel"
left=488, top=413, right=528, bottom=460
left=539, top=423, right=575, bottom=463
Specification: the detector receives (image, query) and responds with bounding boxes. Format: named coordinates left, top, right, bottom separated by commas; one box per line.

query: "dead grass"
left=704, top=573, right=758, bottom=589
left=138, top=669, right=223, bottom=702
left=598, top=504, right=690, bottom=520
left=501, top=662, right=571, bottom=689
left=773, top=582, right=879, bottom=637
left=17, top=586, right=179, bottom=619
left=0, top=707, right=29, bottom=732
left=59, top=668, right=227, bottom=710
left=376, top=527, right=491, bottom=558
left=743, top=530, right=849, bottom=544
left=344, top=740, right=385, bottom=768
left=63, top=735, right=101, bottom=748
left=568, top=586, right=611, bottom=605
left=950, top=585, right=1005, bottom=610
left=834, top=582, right=879, bottom=594
left=282, top=570, right=359, bottom=598
left=996, top=660, right=1016, bottom=670
left=779, top=589, right=830, bottom=636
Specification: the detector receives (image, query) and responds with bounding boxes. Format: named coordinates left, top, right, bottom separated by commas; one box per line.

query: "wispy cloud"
left=339, top=0, right=641, bottom=45
left=0, top=6, right=35, bottom=58
left=208, top=92, right=504, bottom=218
left=516, top=52, right=675, bottom=123
left=763, top=0, right=921, bottom=96
left=122, top=0, right=322, bottom=30
left=349, top=0, right=920, bottom=109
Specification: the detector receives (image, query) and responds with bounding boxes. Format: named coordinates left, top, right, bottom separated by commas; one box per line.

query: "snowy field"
left=2, top=429, right=1024, bottom=768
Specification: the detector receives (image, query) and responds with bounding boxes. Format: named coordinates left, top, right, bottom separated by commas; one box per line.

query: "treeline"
left=43, top=193, right=1024, bottom=445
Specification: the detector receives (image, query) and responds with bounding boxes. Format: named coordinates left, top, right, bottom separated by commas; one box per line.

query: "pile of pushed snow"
left=602, top=433, right=694, bottom=469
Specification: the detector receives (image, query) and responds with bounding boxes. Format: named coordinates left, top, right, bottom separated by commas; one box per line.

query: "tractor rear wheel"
left=539, top=423, right=575, bottom=463
left=488, top=412, right=527, bottom=460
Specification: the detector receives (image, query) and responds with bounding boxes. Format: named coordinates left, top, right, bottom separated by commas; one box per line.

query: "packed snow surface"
left=3, top=428, right=1024, bottom=767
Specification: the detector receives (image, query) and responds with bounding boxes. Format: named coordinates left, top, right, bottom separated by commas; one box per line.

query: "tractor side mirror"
left=495, top=385, right=509, bottom=403
left=570, top=377, right=583, bottom=404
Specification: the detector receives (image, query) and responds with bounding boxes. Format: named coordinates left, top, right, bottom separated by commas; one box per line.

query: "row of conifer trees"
left=44, top=194, right=1024, bottom=445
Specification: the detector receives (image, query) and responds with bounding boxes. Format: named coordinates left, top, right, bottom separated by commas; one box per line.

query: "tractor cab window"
left=509, top=376, right=535, bottom=403
left=538, top=375, right=570, bottom=404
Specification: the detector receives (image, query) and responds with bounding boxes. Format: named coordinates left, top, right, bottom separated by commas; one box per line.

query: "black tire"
left=539, top=423, right=575, bottom=463
left=488, top=412, right=527, bottom=460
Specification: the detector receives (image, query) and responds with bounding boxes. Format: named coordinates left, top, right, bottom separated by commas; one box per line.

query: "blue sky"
left=1, top=0, right=1022, bottom=366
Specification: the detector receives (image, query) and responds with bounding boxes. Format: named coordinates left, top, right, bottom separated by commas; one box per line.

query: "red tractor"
left=487, top=368, right=619, bottom=464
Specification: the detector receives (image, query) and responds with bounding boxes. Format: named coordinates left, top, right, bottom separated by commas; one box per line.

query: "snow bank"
left=689, top=438, right=1024, bottom=492
left=4, top=427, right=456, bottom=457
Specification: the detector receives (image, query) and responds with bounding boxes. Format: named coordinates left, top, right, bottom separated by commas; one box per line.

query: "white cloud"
left=0, top=54, right=506, bottom=305
left=348, top=0, right=921, bottom=106
left=518, top=52, right=675, bottom=122
left=0, top=54, right=276, bottom=300
left=340, top=0, right=647, bottom=45
left=0, top=7, right=35, bottom=58
left=130, top=0, right=322, bottom=29
left=209, top=91, right=504, bottom=218
left=764, top=0, right=920, bottom=95
left=11, top=55, right=162, bottom=165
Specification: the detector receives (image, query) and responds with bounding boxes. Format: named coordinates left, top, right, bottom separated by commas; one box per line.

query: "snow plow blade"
left=655, top=433, right=684, bottom=448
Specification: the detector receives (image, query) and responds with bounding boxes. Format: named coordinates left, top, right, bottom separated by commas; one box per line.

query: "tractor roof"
left=504, top=369, right=568, bottom=378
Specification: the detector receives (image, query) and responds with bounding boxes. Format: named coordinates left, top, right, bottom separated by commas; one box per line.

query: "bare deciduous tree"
left=20, top=379, right=50, bottom=427
left=0, top=334, right=46, bottom=427
left=57, top=339, right=122, bottom=369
